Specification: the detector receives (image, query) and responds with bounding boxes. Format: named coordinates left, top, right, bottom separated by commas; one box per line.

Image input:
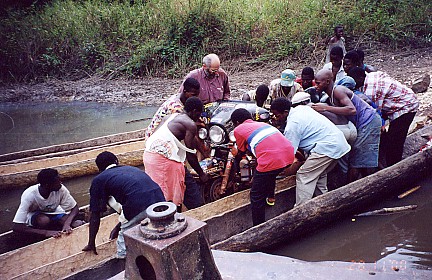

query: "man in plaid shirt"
left=349, top=68, right=419, bottom=167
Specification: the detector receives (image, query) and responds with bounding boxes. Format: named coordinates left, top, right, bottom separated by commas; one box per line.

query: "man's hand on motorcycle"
left=195, top=118, right=206, bottom=128
left=231, top=145, right=238, bottom=156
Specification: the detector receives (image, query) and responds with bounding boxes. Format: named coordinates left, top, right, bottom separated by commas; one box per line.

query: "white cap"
left=291, top=91, right=311, bottom=105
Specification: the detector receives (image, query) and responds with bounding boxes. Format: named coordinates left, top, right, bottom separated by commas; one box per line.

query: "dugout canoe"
left=0, top=129, right=146, bottom=190
left=1, top=125, right=431, bottom=280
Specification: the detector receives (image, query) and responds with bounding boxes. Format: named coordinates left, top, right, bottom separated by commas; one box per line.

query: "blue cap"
left=336, top=76, right=356, bottom=90
left=280, top=69, right=296, bottom=87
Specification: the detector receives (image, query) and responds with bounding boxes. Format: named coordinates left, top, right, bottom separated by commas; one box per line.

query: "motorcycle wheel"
left=208, top=177, right=235, bottom=202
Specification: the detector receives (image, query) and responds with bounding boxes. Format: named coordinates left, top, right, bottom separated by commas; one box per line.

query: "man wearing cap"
left=291, top=91, right=357, bottom=145
left=178, top=53, right=230, bottom=104
left=270, top=69, right=303, bottom=102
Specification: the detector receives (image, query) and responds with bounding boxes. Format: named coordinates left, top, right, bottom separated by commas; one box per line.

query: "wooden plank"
left=12, top=242, right=117, bottom=280
left=212, top=147, right=432, bottom=252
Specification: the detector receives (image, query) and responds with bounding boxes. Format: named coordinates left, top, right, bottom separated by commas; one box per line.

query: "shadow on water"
left=0, top=101, right=156, bottom=234
left=265, top=176, right=432, bottom=271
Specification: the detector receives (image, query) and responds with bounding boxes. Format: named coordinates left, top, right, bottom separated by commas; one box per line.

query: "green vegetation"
left=0, top=0, right=431, bottom=82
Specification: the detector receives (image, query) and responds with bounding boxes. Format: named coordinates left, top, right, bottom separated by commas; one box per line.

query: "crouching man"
left=13, top=168, right=82, bottom=238
left=82, top=151, right=165, bottom=259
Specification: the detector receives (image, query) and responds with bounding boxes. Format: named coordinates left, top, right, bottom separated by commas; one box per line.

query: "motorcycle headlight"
left=259, top=112, right=270, bottom=122
left=209, top=125, right=226, bottom=144
left=229, top=131, right=236, bottom=142
left=198, top=127, right=208, bottom=140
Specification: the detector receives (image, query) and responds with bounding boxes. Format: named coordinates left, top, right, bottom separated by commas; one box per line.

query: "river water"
left=266, top=176, right=432, bottom=272
left=1, top=101, right=431, bottom=272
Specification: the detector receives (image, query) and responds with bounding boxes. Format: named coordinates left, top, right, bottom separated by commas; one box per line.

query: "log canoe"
left=0, top=129, right=145, bottom=163
left=0, top=125, right=430, bottom=279
left=0, top=129, right=146, bottom=190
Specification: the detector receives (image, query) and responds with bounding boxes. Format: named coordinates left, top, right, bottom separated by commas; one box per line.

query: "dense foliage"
left=0, top=0, right=431, bottom=82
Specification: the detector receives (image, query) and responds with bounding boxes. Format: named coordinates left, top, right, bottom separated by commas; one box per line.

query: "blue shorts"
left=30, top=212, right=66, bottom=227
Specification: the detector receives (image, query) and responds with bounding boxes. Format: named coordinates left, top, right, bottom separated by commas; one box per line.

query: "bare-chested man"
left=143, top=97, right=208, bottom=207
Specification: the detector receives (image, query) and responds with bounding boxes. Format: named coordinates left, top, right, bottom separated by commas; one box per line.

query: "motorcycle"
left=191, top=100, right=271, bottom=203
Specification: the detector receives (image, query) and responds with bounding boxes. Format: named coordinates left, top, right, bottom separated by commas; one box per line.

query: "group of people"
left=233, top=26, right=418, bottom=225
left=12, top=42, right=419, bottom=258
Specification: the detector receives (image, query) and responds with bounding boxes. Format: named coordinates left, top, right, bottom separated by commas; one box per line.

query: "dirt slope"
left=0, top=46, right=431, bottom=116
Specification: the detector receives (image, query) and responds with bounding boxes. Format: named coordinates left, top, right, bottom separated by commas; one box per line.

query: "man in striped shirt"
left=232, top=108, right=295, bottom=225
left=350, top=69, right=419, bottom=166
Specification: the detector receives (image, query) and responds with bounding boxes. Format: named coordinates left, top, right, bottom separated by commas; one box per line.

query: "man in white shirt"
left=322, top=46, right=346, bottom=82
left=13, top=168, right=82, bottom=238
left=270, top=97, right=351, bottom=205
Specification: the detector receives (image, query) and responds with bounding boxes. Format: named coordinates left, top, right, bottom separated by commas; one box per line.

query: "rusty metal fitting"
left=140, top=202, right=188, bottom=239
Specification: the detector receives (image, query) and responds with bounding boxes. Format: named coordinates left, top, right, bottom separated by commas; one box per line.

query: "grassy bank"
left=0, top=0, right=431, bottom=82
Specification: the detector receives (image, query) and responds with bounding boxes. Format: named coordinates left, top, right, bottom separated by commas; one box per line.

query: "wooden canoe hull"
left=0, top=142, right=145, bottom=190
left=0, top=129, right=145, bottom=163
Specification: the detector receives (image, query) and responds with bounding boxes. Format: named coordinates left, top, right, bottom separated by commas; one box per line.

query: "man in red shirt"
left=231, top=108, right=295, bottom=226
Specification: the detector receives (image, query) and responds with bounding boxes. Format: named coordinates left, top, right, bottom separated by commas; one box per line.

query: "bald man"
left=312, top=69, right=382, bottom=182
left=178, top=53, right=230, bottom=104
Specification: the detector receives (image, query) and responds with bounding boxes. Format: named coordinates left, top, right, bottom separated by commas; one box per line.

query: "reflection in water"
left=267, top=176, right=432, bottom=270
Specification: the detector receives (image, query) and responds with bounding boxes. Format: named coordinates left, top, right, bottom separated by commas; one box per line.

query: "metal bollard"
left=123, top=202, right=222, bottom=280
